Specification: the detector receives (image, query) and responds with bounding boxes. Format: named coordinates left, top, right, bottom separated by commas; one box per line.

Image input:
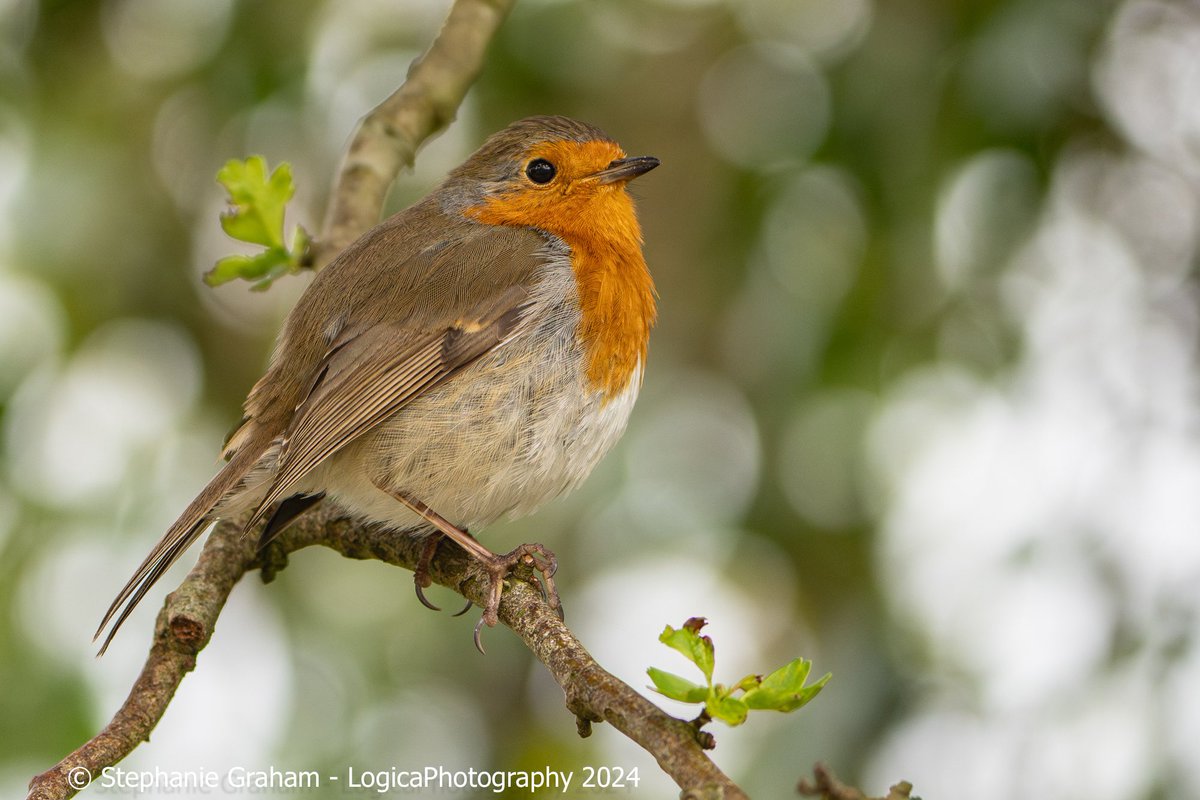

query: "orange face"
left=467, top=139, right=646, bottom=246
left=466, top=137, right=659, bottom=400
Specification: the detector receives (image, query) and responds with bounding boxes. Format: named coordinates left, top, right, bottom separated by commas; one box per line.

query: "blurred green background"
left=4, top=0, right=1199, bottom=798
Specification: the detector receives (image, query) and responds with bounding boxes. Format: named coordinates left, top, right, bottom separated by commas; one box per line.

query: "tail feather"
left=257, top=492, right=325, bottom=550
left=94, top=445, right=265, bottom=654
left=94, top=517, right=208, bottom=655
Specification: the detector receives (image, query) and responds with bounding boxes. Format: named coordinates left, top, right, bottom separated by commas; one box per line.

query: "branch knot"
left=167, top=615, right=205, bottom=650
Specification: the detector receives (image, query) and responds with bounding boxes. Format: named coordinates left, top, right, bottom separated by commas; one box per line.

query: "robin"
left=95, top=115, right=659, bottom=654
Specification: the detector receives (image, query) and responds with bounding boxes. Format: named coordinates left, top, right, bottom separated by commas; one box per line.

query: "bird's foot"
left=374, top=484, right=559, bottom=651
left=472, top=542, right=562, bottom=654
left=413, top=533, right=473, bottom=616
left=413, top=534, right=442, bottom=611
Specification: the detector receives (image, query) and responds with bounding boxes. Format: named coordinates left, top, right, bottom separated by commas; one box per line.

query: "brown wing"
left=97, top=210, right=549, bottom=653
left=235, top=203, right=551, bottom=443
left=243, top=282, right=530, bottom=531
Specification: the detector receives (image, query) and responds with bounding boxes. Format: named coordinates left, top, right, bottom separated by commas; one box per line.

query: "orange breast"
left=467, top=182, right=656, bottom=401
left=560, top=223, right=656, bottom=399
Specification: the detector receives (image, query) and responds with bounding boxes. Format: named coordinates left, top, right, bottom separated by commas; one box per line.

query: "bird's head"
left=445, top=116, right=658, bottom=245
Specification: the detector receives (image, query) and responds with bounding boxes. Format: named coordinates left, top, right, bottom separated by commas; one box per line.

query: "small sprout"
left=659, top=616, right=715, bottom=683
left=647, top=618, right=830, bottom=728
left=742, top=657, right=829, bottom=712
left=207, top=156, right=311, bottom=290
left=706, top=693, right=749, bottom=726
left=646, top=667, right=709, bottom=704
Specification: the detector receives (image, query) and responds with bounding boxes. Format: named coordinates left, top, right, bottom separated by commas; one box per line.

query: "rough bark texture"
left=313, top=0, right=516, bottom=269
left=28, top=508, right=749, bottom=800
left=798, top=763, right=915, bottom=800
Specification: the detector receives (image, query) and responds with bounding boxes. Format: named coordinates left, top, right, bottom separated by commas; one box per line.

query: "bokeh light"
left=698, top=43, right=830, bottom=169
left=101, top=0, right=234, bottom=81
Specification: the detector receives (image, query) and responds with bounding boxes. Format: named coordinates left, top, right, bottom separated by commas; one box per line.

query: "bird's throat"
left=561, top=228, right=656, bottom=401
left=466, top=192, right=656, bottom=402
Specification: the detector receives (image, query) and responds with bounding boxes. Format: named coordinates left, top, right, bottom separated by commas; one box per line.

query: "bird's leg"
left=413, top=534, right=443, bottom=612
left=412, top=534, right=474, bottom=615
left=377, top=484, right=561, bottom=653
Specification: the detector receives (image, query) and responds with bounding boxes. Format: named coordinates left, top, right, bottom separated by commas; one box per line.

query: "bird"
left=95, top=115, right=659, bottom=654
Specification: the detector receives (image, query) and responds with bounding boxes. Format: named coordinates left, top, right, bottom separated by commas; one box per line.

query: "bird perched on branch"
left=95, top=115, right=659, bottom=654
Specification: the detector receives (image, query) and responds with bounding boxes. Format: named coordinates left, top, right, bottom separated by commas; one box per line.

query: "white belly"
left=301, top=256, right=641, bottom=534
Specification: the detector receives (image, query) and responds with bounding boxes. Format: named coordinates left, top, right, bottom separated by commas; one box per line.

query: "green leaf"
left=742, top=658, right=831, bottom=712
left=204, top=248, right=291, bottom=287
left=216, top=156, right=294, bottom=249
left=646, top=668, right=709, bottom=703
left=765, top=657, right=811, bottom=692
left=733, top=674, right=761, bottom=693
left=705, top=693, right=748, bottom=726
left=658, top=621, right=715, bottom=683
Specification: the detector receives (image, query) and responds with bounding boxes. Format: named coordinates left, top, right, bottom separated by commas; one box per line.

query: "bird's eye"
left=525, top=158, right=556, bottom=184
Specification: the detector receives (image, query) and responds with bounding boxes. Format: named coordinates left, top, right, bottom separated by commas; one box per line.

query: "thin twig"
left=294, top=511, right=748, bottom=799
left=313, top=0, right=516, bottom=269
left=797, top=763, right=915, bottom=800
left=29, top=508, right=748, bottom=800
left=27, top=521, right=255, bottom=800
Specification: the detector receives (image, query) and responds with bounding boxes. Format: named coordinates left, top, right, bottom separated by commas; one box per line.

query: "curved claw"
left=520, top=545, right=563, bottom=619
left=473, top=617, right=487, bottom=656
left=527, top=549, right=559, bottom=579
left=414, top=582, right=441, bottom=612
left=451, top=599, right=473, bottom=617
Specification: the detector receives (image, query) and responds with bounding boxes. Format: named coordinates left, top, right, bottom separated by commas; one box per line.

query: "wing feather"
left=244, top=284, right=530, bottom=530
left=95, top=211, right=552, bottom=654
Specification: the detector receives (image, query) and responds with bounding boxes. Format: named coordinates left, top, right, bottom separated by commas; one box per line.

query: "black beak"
left=592, top=156, right=660, bottom=184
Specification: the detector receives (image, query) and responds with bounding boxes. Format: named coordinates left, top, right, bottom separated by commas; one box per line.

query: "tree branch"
left=27, top=1, right=753, bottom=798
left=797, top=763, right=915, bottom=800
left=30, top=507, right=747, bottom=800
left=313, top=0, right=516, bottom=269
left=27, top=520, right=252, bottom=800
